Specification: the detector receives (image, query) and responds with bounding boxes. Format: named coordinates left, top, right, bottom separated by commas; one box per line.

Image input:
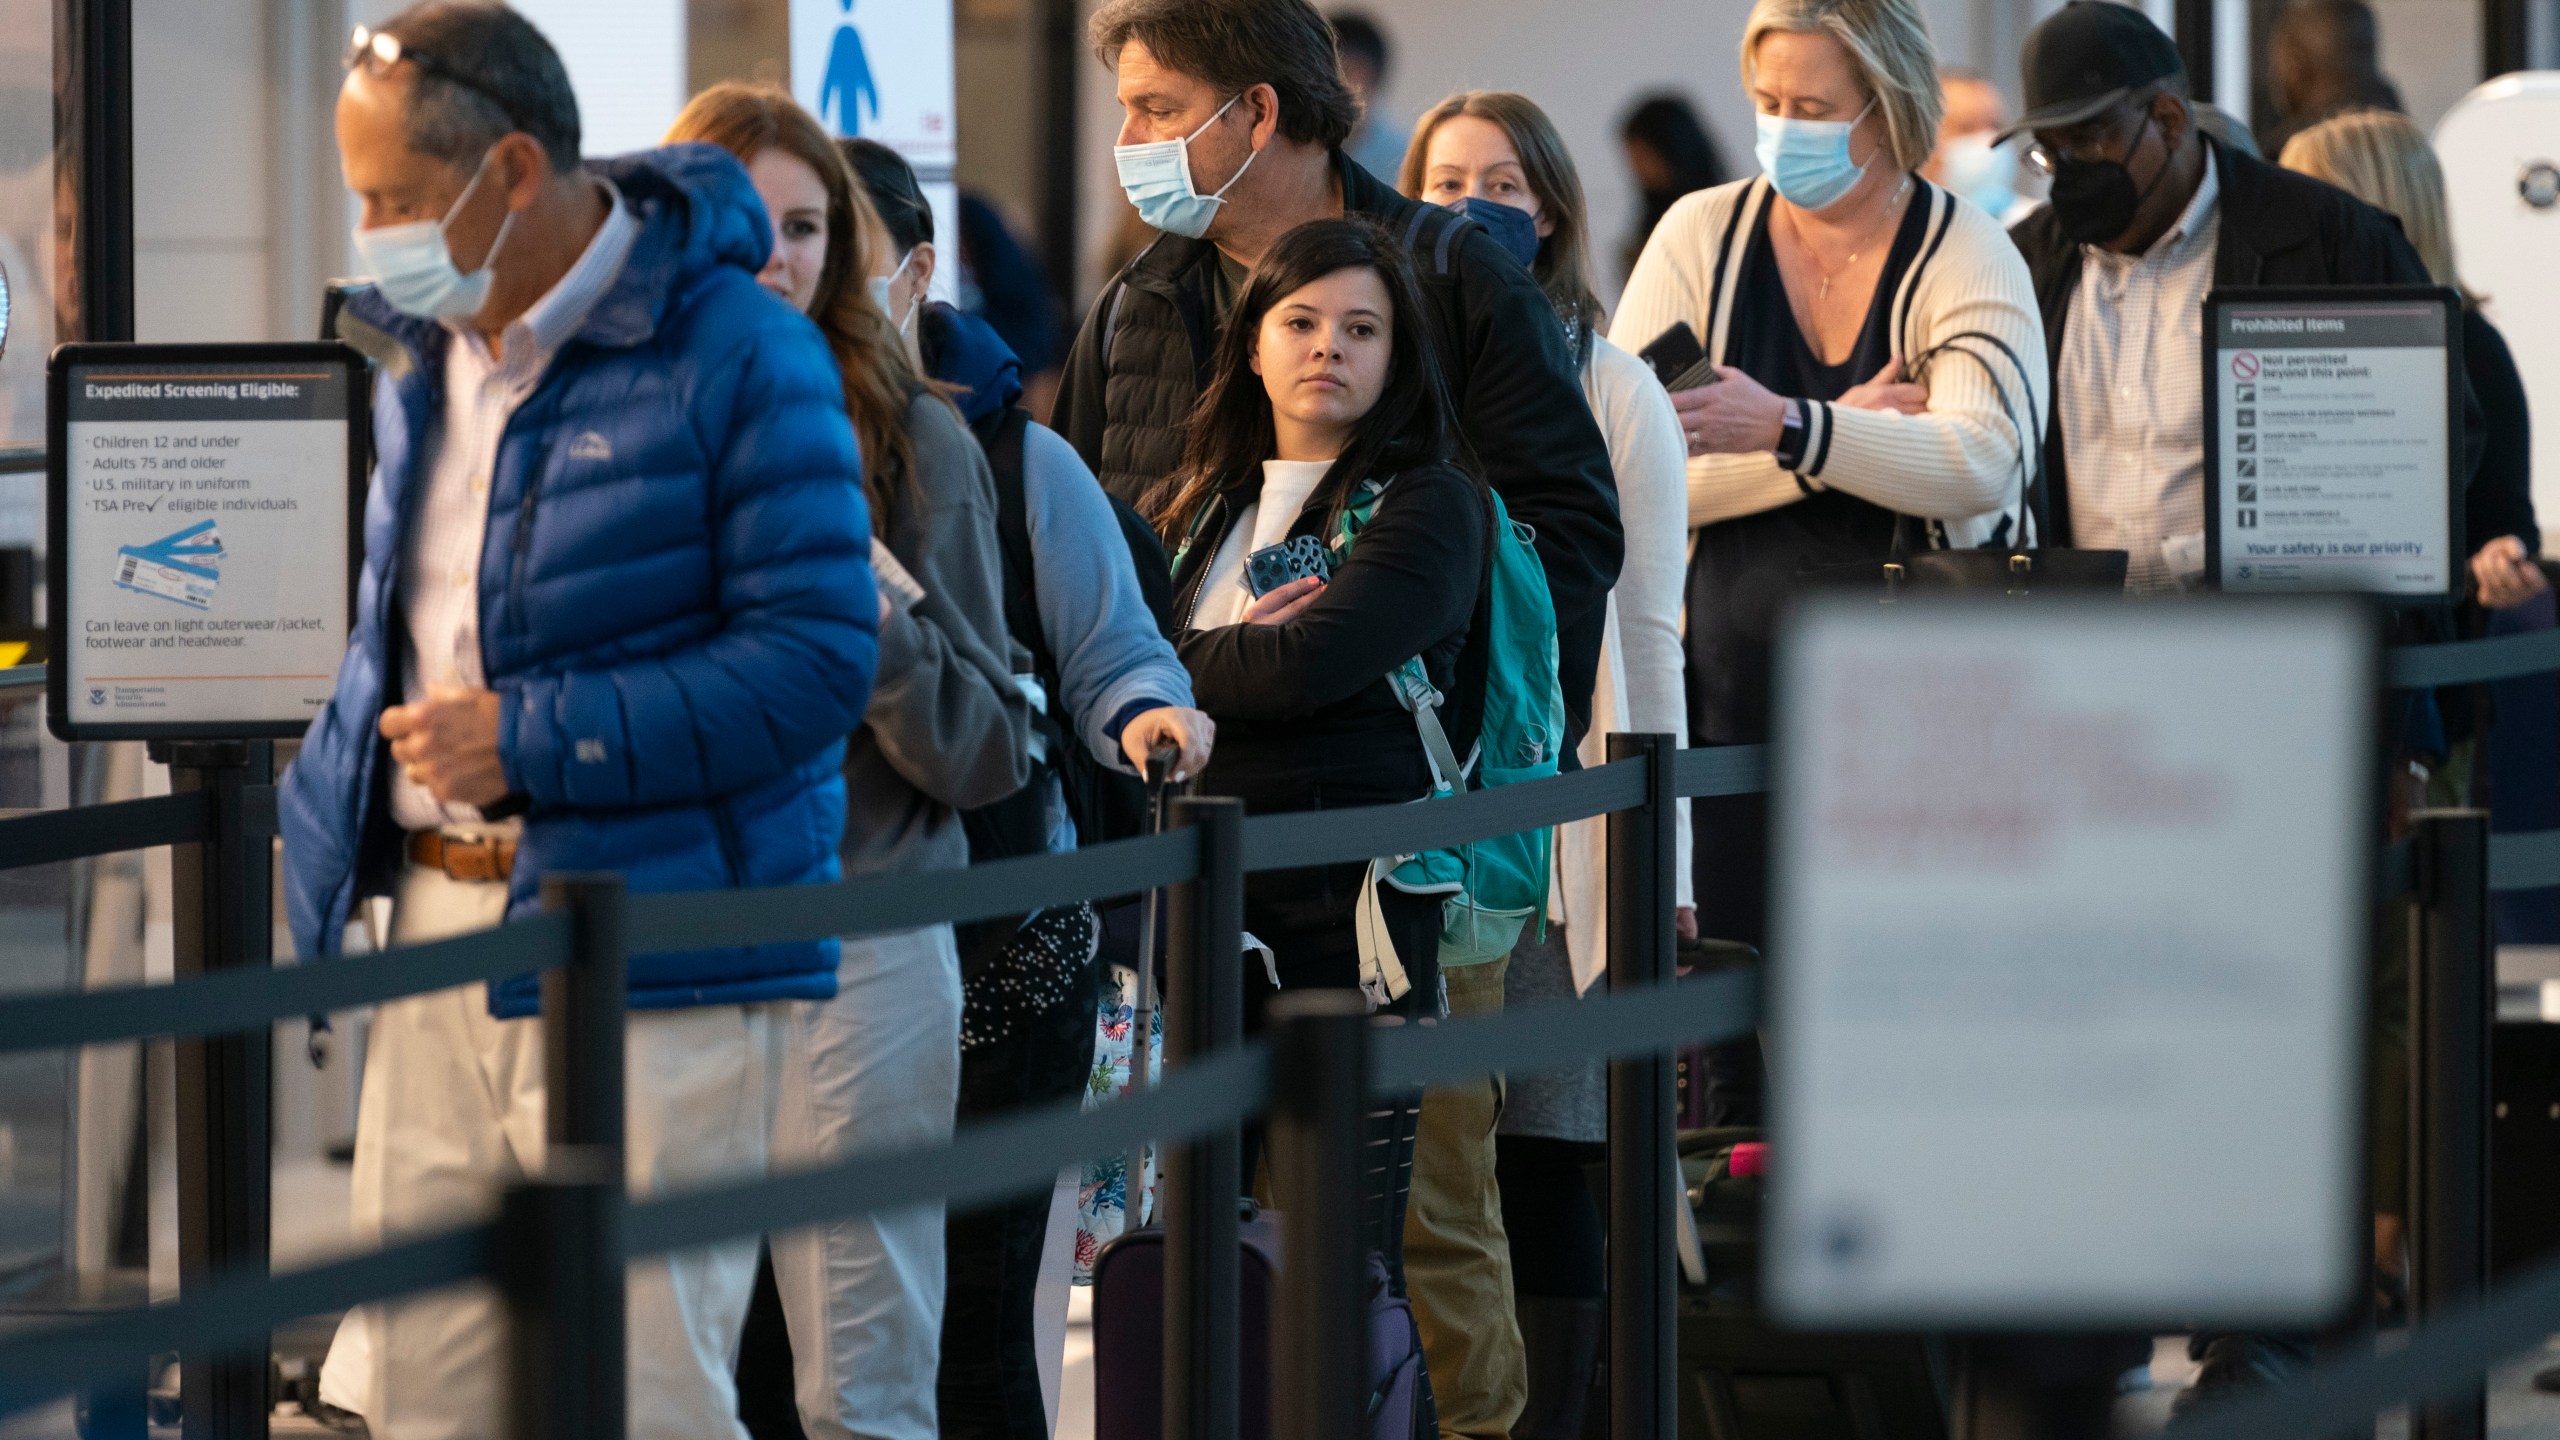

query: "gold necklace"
left=1802, top=176, right=1913, bottom=302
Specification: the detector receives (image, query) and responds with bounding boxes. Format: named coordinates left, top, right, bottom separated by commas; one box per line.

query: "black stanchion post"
left=2411, top=809, right=2490, bottom=1440
left=1267, top=992, right=1370, bottom=1440
left=506, top=874, right=629, bottom=1440
left=155, top=737, right=274, bottom=1440
left=1607, top=731, right=1678, bottom=1440
left=1163, top=795, right=1245, bottom=1440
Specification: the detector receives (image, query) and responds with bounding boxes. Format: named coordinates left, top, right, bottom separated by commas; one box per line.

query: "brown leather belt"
left=408, top=830, right=517, bottom=883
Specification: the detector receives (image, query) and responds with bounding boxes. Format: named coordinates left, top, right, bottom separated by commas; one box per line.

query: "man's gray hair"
left=375, top=1, right=582, bottom=172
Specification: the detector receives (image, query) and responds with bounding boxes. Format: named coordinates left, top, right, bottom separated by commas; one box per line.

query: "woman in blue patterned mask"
left=1399, top=89, right=1697, bottom=1439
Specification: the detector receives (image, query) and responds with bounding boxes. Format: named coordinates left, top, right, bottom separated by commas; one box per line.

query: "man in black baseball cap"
left=2006, top=0, right=2458, bottom=596
left=1998, top=0, right=2186, bottom=145
left=2004, top=1, right=2477, bottom=1417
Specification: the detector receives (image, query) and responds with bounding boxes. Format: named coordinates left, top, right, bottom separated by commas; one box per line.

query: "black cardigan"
left=1175, top=462, right=1489, bottom=810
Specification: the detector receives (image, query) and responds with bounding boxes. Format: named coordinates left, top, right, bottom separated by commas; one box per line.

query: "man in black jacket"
left=1053, top=0, right=1622, bottom=749
left=2002, top=5, right=2467, bottom=1417
left=2001, top=1, right=2464, bottom=594
left=1053, top=4, right=1620, bottom=1435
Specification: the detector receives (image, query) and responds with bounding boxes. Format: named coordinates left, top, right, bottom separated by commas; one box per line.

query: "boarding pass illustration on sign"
left=112, top=520, right=224, bottom=611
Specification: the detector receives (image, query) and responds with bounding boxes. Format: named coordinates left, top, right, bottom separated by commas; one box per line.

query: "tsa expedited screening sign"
left=1768, top=597, right=2375, bottom=1328
left=2206, top=288, right=2462, bottom=599
left=790, top=0, right=955, bottom=169
left=48, top=344, right=364, bottom=740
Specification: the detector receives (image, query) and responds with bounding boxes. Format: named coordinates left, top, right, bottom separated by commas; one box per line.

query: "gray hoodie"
left=841, top=390, right=1032, bottom=877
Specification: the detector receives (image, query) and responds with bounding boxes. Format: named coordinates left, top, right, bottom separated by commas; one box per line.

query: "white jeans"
left=770, top=923, right=964, bottom=1440
left=323, top=862, right=784, bottom=1440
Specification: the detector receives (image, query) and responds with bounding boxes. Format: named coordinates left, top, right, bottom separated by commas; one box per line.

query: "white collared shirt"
left=2058, top=150, right=2221, bottom=596
left=389, top=179, right=639, bottom=832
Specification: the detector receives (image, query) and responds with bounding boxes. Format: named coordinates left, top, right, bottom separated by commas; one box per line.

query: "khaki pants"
left=769, top=923, right=964, bottom=1440
left=328, top=863, right=783, bottom=1440
left=1403, top=958, right=1527, bottom=1439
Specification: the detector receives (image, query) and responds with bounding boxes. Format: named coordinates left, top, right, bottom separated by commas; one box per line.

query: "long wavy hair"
left=1399, top=90, right=1606, bottom=359
left=1141, top=217, right=1463, bottom=550
left=665, top=82, right=924, bottom=530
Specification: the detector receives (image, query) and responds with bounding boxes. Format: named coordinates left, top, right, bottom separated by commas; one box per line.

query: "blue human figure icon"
left=819, top=0, right=880, bottom=135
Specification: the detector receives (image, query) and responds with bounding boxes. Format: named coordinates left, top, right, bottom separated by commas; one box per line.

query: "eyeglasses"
left=344, top=25, right=529, bottom=135
left=2022, top=102, right=2151, bottom=177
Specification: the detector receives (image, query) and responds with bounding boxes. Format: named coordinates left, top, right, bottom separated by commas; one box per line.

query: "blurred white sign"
left=790, top=0, right=956, bottom=169
left=1769, top=597, right=2374, bottom=1328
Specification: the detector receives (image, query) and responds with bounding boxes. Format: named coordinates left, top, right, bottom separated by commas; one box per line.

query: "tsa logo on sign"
left=88, top=687, right=106, bottom=707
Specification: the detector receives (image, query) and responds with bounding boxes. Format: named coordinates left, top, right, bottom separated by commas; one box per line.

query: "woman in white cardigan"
left=1402, top=90, right=1696, bottom=1440
left=1610, top=0, right=2047, bottom=1127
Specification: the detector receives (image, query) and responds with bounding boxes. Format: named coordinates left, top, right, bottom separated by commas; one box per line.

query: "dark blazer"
left=2009, top=137, right=2477, bottom=544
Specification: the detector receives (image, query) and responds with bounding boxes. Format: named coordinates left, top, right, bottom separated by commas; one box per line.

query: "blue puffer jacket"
left=281, top=143, right=879, bottom=1017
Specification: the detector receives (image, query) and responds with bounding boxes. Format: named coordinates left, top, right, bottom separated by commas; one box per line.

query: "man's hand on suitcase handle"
left=1121, top=706, right=1215, bottom=784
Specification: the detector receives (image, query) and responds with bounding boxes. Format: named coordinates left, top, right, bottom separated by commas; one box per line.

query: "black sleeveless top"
left=1683, top=193, right=1930, bottom=748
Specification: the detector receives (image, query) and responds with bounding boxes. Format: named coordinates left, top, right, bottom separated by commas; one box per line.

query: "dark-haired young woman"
left=1145, top=217, right=1487, bottom=1300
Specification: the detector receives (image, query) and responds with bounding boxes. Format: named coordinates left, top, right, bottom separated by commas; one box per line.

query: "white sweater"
left=1553, top=334, right=1698, bottom=993
left=1609, top=177, right=2050, bottom=548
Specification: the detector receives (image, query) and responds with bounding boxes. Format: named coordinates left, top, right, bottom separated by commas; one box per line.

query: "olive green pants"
left=1403, top=959, right=1527, bottom=1440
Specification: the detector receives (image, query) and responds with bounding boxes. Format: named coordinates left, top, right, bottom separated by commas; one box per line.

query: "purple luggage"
left=1089, top=1205, right=1421, bottom=1438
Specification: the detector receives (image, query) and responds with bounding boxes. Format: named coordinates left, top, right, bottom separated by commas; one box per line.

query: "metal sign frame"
left=2202, top=285, right=2466, bottom=603
left=46, top=340, right=366, bottom=741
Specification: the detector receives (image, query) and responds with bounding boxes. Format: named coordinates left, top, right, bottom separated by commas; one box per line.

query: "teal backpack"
left=1334, top=475, right=1564, bottom=1009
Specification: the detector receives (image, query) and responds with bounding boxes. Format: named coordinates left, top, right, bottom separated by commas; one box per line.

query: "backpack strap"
left=1399, top=204, right=1475, bottom=281
left=974, top=405, right=1050, bottom=679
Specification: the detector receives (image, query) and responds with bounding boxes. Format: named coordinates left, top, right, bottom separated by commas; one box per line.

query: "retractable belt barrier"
left=0, top=619, right=2557, bottom=1436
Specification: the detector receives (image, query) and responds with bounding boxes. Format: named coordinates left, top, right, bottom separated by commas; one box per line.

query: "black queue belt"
left=2490, top=827, right=2560, bottom=893
left=0, top=789, right=212, bottom=870
left=0, top=1225, right=494, bottom=1414
left=1241, top=762, right=1645, bottom=873
left=2161, top=1247, right=2560, bottom=1440
left=623, top=827, right=1199, bottom=954
left=2388, top=625, right=2560, bottom=690
left=0, top=967, right=1765, bottom=1409
left=0, top=913, right=570, bottom=1055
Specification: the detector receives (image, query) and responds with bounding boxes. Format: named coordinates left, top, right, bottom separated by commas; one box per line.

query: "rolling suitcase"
left=1089, top=1201, right=1421, bottom=1439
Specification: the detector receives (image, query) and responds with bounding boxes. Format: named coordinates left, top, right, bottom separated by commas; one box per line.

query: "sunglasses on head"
left=345, top=25, right=531, bottom=137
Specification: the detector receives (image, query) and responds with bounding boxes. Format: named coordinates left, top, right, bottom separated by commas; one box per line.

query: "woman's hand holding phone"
left=1673, top=366, right=1788, bottom=456
left=1242, top=574, right=1326, bottom=625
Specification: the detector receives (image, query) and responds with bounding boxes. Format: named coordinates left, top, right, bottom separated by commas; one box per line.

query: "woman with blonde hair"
left=666, top=83, right=1031, bottom=1440
left=2281, top=108, right=2542, bottom=609
left=1399, top=89, right=1694, bottom=1438
left=1612, top=0, right=2047, bottom=1128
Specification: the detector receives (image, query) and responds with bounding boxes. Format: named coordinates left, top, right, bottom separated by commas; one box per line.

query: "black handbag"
left=1798, top=511, right=2127, bottom=597
left=1797, top=330, right=2129, bottom=598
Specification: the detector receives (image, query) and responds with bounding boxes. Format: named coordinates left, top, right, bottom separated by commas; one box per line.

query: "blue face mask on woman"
left=1753, top=96, right=1877, bottom=211
left=1442, top=196, right=1543, bottom=270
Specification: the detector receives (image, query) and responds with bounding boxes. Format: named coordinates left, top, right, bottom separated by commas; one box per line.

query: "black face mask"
left=2047, top=112, right=2161, bottom=245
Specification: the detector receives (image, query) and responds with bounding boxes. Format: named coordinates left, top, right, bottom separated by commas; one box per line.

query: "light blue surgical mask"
left=1113, top=92, right=1262, bottom=239
left=1754, top=97, right=1877, bottom=211
left=348, top=149, right=517, bottom=320
left=1939, top=131, right=2017, bottom=219
left=868, top=246, right=919, bottom=335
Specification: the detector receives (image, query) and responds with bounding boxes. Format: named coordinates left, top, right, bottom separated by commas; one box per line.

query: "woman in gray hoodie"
left=669, top=86, right=1030, bottom=1440
left=846, top=136, right=1216, bottom=1440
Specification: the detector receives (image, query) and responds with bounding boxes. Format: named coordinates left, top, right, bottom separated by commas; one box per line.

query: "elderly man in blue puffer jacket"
left=281, top=6, right=876, bottom=1438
